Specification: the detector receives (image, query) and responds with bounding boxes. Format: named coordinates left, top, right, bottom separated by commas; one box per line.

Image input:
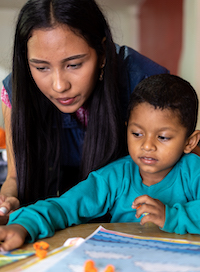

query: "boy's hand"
left=0, top=224, right=28, bottom=251
left=132, top=195, right=165, bottom=228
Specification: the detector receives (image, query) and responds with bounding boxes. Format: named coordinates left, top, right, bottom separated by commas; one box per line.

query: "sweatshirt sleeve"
left=161, top=200, right=200, bottom=234
left=162, top=155, right=200, bottom=234
left=7, top=171, right=119, bottom=242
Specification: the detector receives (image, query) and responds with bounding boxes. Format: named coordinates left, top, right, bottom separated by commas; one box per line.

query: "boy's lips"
left=139, top=156, right=158, bottom=165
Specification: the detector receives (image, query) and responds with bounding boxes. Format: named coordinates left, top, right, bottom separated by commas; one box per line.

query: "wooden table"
left=2, top=222, right=200, bottom=271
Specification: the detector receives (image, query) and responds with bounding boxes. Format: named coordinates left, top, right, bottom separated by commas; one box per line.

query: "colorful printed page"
left=14, top=237, right=84, bottom=272
left=48, top=226, right=200, bottom=272
left=18, top=226, right=200, bottom=272
left=0, top=248, right=35, bottom=268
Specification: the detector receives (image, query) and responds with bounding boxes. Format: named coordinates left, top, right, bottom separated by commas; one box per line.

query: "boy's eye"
left=158, top=135, right=170, bottom=141
left=132, top=132, right=142, bottom=137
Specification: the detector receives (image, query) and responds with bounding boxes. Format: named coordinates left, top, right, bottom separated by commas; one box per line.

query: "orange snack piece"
left=35, top=248, right=48, bottom=258
left=33, top=241, right=49, bottom=259
left=84, top=260, right=98, bottom=272
left=104, top=265, right=115, bottom=272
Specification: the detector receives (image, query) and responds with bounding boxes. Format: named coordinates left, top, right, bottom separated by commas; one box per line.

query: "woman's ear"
left=184, top=130, right=200, bottom=154
left=101, top=37, right=106, bottom=49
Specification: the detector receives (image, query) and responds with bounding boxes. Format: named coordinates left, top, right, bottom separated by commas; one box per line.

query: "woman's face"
left=27, top=25, right=100, bottom=113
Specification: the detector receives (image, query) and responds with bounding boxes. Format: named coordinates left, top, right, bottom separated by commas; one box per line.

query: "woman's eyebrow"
left=62, top=54, right=87, bottom=62
left=29, top=54, right=87, bottom=64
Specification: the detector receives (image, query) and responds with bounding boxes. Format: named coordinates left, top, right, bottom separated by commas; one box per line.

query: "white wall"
left=179, top=0, right=200, bottom=129
left=97, top=0, right=141, bottom=50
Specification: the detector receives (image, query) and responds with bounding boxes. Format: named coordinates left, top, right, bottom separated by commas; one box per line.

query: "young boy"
left=0, top=74, right=200, bottom=251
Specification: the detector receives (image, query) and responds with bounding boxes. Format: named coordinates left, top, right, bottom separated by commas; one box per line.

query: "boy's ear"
left=184, top=130, right=200, bottom=154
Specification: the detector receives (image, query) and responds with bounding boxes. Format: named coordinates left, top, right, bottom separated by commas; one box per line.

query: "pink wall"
left=139, top=0, right=183, bottom=75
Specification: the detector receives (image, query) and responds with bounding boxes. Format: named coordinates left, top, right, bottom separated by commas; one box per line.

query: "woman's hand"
left=0, top=224, right=28, bottom=251
left=1, top=102, right=19, bottom=217
left=132, top=195, right=165, bottom=228
left=0, top=194, right=20, bottom=216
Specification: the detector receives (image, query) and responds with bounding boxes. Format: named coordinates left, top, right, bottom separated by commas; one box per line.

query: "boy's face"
left=127, top=102, right=188, bottom=184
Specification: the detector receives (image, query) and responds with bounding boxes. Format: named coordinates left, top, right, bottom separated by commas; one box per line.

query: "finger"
left=132, top=202, right=141, bottom=210
left=0, top=207, right=8, bottom=215
left=0, top=204, right=10, bottom=215
left=0, top=197, right=19, bottom=215
left=140, top=213, right=164, bottom=228
left=135, top=204, right=150, bottom=218
left=0, top=225, right=27, bottom=251
left=6, top=197, right=20, bottom=211
left=0, top=196, right=6, bottom=205
left=132, top=195, right=153, bottom=208
left=136, top=200, right=164, bottom=217
left=0, top=226, right=8, bottom=242
left=135, top=195, right=158, bottom=206
left=139, top=202, right=158, bottom=213
left=0, top=235, right=24, bottom=251
left=132, top=196, right=154, bottom=216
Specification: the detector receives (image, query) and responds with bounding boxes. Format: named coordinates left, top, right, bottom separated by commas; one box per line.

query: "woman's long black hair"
left=12, top=0, right=126, bottom=204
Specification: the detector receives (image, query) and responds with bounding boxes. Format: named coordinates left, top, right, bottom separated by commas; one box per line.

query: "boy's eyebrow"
left=128, top=122, right=145, bottom=129
left=128, top=122, right=179, bottom=132
left=128, top=122, right=142, bottom=128
left=29, top=54, right=87, bottom=64
left=158, top=127, right=179, bottom=132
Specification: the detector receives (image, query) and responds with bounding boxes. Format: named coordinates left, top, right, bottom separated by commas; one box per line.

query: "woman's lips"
left=56, top=97, right=77, bottom=105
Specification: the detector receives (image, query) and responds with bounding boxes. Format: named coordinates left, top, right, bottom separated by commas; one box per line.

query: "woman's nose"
left=52, top=71, right=70, bottom=93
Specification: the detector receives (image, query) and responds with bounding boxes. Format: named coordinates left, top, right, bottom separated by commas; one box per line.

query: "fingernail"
left=0, top=207, right=8, bottom=214
left=0, top=247, right=5, bottom=252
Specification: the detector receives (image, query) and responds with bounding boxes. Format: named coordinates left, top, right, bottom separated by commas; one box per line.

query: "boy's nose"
left=141, top=137, right=156, bottom=151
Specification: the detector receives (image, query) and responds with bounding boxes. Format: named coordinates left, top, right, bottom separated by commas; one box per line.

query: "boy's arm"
left=161, top=200, right=200, bottom=234
left=133, top=195, right=200, bottom=234
left=6, top=172, right=116, bottom=242
left=162, top=156, right=200, bottom=234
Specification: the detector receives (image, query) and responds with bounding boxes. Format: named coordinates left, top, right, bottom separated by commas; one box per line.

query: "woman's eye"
left=36, top=67, right=48, bottom=72
left=67, top=63, right=82, bottom=69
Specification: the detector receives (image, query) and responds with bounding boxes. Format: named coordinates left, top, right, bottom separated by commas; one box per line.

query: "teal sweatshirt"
left=8, top=153, right=200, bottom=241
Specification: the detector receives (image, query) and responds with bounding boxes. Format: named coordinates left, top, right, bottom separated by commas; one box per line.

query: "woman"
left=0, top=0, right=168, bottom=216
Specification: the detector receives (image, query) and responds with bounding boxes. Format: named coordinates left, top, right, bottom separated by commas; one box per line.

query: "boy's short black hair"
left=127, top=74, right=199, bottom=137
